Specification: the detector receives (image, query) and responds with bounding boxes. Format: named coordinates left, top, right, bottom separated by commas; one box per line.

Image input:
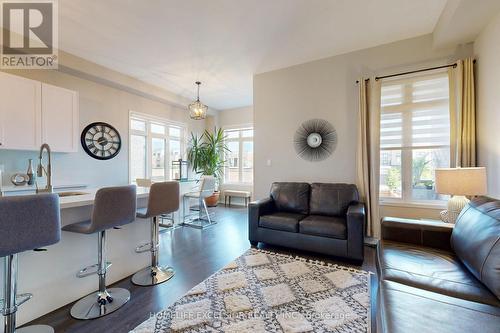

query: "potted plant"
left=187, top=127, right=229, bottom=206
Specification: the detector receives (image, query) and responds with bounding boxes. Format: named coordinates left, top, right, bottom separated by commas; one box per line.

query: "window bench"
left=223, top=190, right=252, bottom=207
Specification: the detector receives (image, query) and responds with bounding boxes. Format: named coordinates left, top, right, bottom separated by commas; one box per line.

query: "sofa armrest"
left=346, top=202, right=366, bottom=261
left=381, top=217, right=454, bottom=251
left=248, top=198, right=275, bottom=241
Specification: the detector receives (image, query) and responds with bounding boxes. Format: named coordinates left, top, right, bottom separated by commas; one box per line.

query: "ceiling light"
left=188, top=81, right=208, bottom=120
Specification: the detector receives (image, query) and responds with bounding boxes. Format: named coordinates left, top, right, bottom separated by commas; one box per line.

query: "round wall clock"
left=81, top=122, right=122, bottom=160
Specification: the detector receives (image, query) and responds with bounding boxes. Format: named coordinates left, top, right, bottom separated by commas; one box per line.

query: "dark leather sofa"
left=248, top=182, right=365, bottom=261
left=376, top=196, right=500, bottom=333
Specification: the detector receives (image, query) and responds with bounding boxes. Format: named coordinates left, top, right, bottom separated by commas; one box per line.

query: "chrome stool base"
left=181, top=218, right=217, bottom=229
left=2, top=255, right=55, bottom=333
left=16, top=325, right=54, bottom=333
left=132, top=215, right=175, bottom=286
left=132, top=266, right=174, bottom=286
left=69, top=287, right=130, bottom=320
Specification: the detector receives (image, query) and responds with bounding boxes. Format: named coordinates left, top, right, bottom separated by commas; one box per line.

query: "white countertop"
left=59, top=186, right=150, bottom=209
left=1, top=182, right=193, bottom=209
left=1, top=183, right=87, bottom=193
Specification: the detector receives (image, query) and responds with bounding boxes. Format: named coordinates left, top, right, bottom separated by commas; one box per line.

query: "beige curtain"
left=448, top=58, right=476, bottom=167
left=356, top=78, right=381, bottom=238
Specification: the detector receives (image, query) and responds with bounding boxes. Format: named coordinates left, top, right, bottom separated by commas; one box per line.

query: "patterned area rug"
left=132, top=248, right=371, bottom=332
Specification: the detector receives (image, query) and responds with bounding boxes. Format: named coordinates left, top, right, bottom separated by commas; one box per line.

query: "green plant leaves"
left=187, top=127, right=229, bottom=181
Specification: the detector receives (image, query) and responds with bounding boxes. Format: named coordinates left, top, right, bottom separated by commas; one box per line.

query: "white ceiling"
left=59, top=0, right=448, bottom=110
left=433, top=0, right=500, bottom=49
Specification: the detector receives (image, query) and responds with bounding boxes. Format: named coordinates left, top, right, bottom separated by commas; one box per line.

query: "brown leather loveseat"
left=376, top=196, right=500, bottom=333
left=249, top=182, right=365, bottom=261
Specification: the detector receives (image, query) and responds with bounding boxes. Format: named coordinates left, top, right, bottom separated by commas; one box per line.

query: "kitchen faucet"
left=36, top=143, right=53, bottom=194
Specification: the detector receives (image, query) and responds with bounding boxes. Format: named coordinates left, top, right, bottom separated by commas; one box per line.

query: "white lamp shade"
left=435, top=167, right=487, bottom=196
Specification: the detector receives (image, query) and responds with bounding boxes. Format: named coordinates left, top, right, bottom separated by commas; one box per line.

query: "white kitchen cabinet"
left=41, top=83, right=79, bottom=152
left=0, top=72, right=79, bottom=152
left=0, top=72, right=41, bottom=150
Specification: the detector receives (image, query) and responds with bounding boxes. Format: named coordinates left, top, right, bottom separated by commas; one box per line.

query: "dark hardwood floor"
left=27, top=206, right=377, bottom=333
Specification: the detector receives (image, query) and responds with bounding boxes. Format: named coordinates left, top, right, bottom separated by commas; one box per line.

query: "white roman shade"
left=380, top=72, right=450, bottom=150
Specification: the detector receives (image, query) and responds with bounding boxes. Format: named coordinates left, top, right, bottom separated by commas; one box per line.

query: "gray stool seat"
left=62, top=220, right=93, bottom=234
left=62, top=185, right=137, bottom=320
left=136, top=208, right=172, bottom=220
left=0, top=194, right=61, bottom=256
left=62, top=217, right=133, bottom=234
left=0, top=194, right=61, bottom=333
left=63, top=186, right=137, bottom=235
left=138, top=182, right=179, bottom=218
left=132, top=181, right=179, bottom=286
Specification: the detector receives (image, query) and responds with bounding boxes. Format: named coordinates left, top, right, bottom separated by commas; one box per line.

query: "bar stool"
left=135, top=178, right=175, bottom=229
left=132, top=181, right=179, bottom=286
left=62, top=185, right=136, bottom=320
left=182, top=175, right=216, bottom=228
left=0, top=194, right=61, bottom=333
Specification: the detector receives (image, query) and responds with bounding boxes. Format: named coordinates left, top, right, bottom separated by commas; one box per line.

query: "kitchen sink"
left=57, top=191, right=89, bottom=197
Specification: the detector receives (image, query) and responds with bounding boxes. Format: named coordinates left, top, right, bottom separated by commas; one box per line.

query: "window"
left=224, top=127, right=253, bottom=184
left=129, top=112, right=187, bottom=183
left=379, top=71, right=450, bottom=203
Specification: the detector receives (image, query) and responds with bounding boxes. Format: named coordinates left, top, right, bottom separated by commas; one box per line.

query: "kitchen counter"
left=0, top=183, right=87, bottom=196
left=1, top=185, right=151, bottom=208
left=10, top=182, right=200, bottom=326
left=13, top=185, right=153, bottom=326
left=59, top=186, right=150, bottom=209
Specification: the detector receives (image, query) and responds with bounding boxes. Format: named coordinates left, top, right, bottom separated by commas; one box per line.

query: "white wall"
left=218, top=106, right=254, bottom=204
left=474, top=11, right=500, bottom=199
left=253, top=34, right=472, bottom=221
left=219, top=106, right=253, bottom=128
left=0, top=58, right=210, bottom=188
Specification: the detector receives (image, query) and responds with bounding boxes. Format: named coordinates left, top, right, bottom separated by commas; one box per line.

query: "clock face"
left=81, top=122, right=121, bottom=160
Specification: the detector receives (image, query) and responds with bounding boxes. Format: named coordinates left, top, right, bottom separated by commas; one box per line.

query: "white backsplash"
left=0, top=149, right=117, bottom=188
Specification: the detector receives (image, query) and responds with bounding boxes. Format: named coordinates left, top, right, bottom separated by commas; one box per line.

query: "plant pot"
left=205, top=191, right=220, bottom=207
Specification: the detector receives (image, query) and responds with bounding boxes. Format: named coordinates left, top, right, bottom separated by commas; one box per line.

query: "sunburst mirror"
left=294, top=119, right=337, bottom=162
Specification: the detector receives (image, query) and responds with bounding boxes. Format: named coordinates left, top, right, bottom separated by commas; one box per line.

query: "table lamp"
left=435, top=167, right=487, bottom=223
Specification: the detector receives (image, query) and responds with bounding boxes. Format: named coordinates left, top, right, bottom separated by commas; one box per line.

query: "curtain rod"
left=355, top=78, right=370, bottom=84
left=375, top=59, right=476, bottom=81
left=355, top=59, right=476, bottom=84
left=375, top=63, right=456, bottom=81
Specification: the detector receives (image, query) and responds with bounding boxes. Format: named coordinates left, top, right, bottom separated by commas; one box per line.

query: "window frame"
left=378, top=71, right=450, bottom=208
left=128, top=111, right=187, bottom=183
left=223, top=125, right=254, bottom=185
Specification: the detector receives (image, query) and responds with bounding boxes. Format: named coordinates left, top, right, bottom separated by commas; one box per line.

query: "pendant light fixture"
left=188, top=81, right=208, bottom=120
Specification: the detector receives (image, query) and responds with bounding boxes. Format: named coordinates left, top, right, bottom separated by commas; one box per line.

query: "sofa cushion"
left=451, top=196, right=500, bottom=300
left=377, top=241, right=500, bottom=306
left=378, top=280, right=500, bottom=333
left=310, top=183, right=359, bottom=216
left=270, top=182, right=310, bottom=215
left=299, top=215, right=346, bottom=239
left=259, top=212, right=306, bottom=232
